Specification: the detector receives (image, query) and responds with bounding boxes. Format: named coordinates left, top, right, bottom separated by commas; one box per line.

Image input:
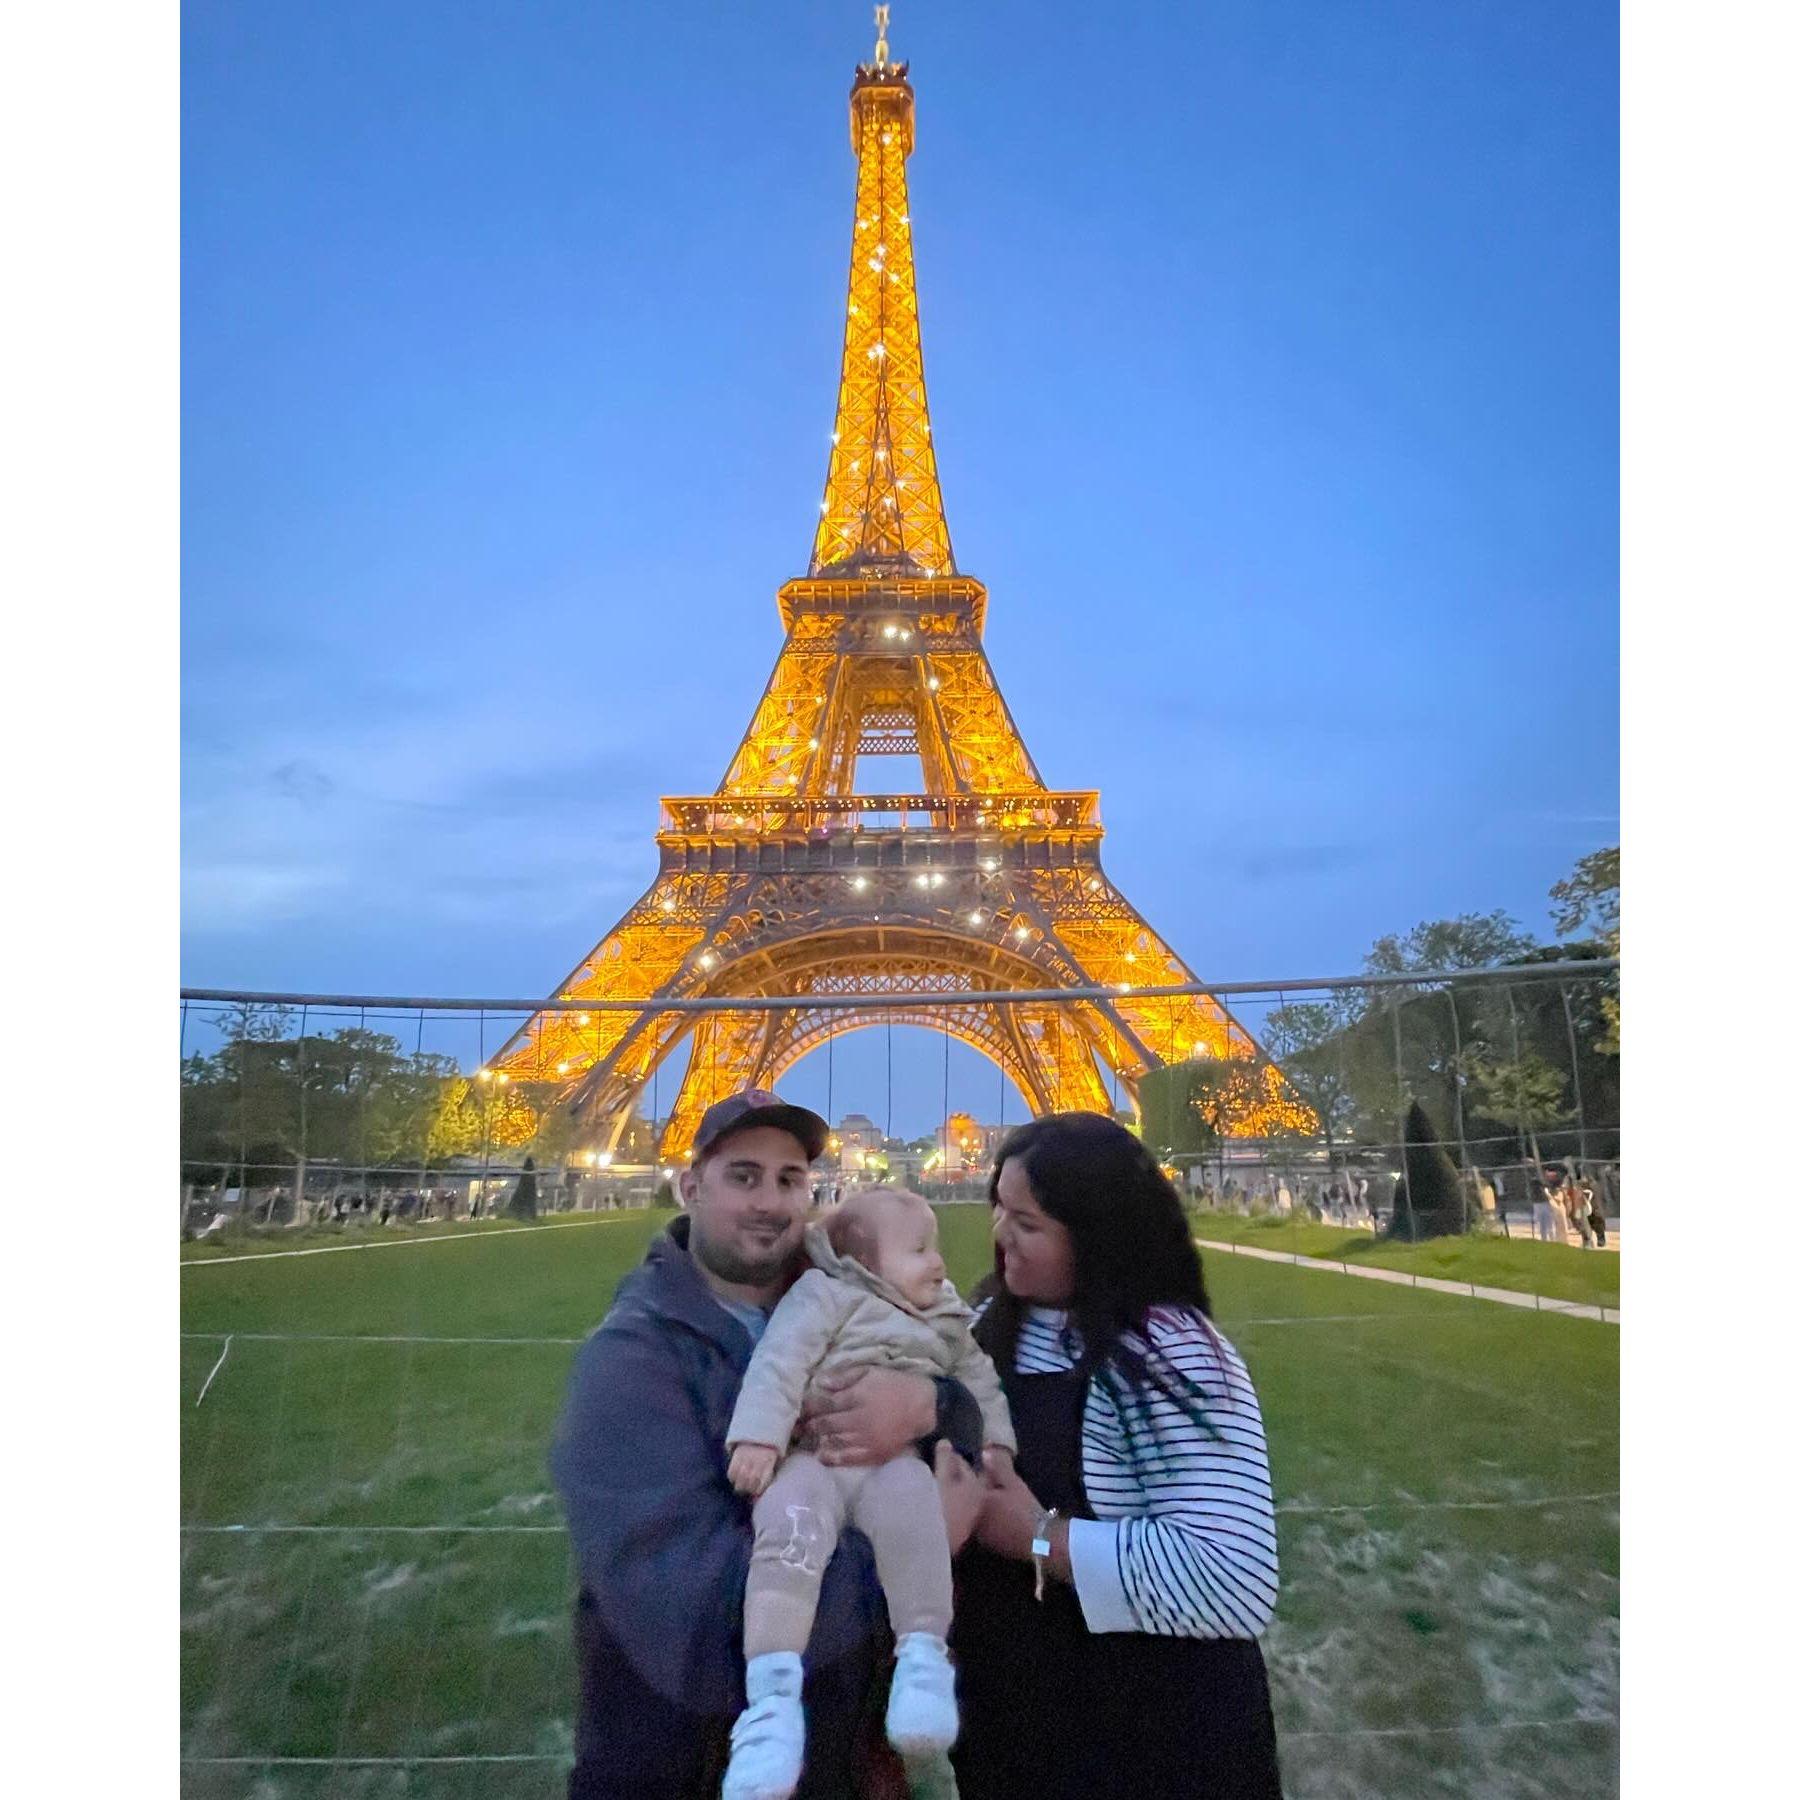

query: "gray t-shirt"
left=716, top=1294, right=771, bottom=1346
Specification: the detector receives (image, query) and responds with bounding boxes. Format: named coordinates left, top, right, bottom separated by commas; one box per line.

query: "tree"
left=426, top=1074, right=539, bottom=1163
left=1550, top=846, right=1620, bottom=1058
left=1550, top=846, right=1620, bottom=945
left=427, top=1077, right=487, bottom=1162
left=1361, top=914, right=1540, bottom=1168
left=181, top=1018, right=484, bottom=1210
left=1467, top=1053, right=1570, bottom=1168
left=527, top=1099, right=583, bottom=1169
left=614, top=1110, right=659, bottom=1164
left=1139, top=1056, right=1270, bottom=1198
left=1388, top=1100, right=1469, bottom=1240
left=1139, top=1064, right=1221, bottom=1162
left=180, top=1006, right=302, bottom=1206
left=1262, top=996, right=1378, bottom=1169
left=1365, top=912, right=1538, bottom=978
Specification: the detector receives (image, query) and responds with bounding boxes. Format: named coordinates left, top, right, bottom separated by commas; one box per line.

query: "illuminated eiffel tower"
left=493, top=13, right=1309, bottom=1159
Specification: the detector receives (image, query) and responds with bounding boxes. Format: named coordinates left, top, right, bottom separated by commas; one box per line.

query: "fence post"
left=1387, top=988, right=1414, bottom=1242
left=233, top=1008, right=248, bottom=1214
left=1445, top=983, right=1474, bottom=1231
left=478, top=1009, right=491, bottom=1219
left=413, top=1006, right=429, bottom=1219
left=292, top=1004, right=309, bottom=1227
left=1502, top=981, right=1540, bottom=1241
left=1559, top=982, right=1592, bottom=1168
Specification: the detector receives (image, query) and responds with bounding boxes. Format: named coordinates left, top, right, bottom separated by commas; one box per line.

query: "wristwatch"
left=1031, top=1506, right=1060, bottom=1602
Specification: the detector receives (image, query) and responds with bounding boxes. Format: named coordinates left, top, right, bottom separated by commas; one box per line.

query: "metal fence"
left=181, top=960, right=1621, bottom=1793
left=178, top=960, right=1618, bottom=1244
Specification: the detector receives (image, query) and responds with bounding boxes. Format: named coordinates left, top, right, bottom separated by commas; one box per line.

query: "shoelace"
left=730, top=1694, right=798, bottom=1752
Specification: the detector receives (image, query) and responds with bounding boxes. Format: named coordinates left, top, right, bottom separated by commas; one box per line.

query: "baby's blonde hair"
left=823, top=1187, right=927, bottom=1271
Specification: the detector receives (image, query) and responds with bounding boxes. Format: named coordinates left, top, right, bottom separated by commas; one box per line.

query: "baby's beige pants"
left=744, top=1450, right=952, bottom=1659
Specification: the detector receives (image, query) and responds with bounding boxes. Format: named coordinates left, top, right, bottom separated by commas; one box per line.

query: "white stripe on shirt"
left=989, top=1303, right=1278, bottom=1640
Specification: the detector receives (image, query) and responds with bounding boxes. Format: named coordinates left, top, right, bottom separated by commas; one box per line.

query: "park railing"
left=177, top=958, right=1619, bottom=1244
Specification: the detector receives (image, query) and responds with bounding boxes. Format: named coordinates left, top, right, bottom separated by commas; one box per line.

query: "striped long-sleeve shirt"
left=991, top=1303, right=1279, bottom=1640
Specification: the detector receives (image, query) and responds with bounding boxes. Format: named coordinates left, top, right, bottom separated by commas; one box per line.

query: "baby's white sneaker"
left=723, top=1651, right=805, bottom=1800
left=885, top=1632, right=959, bottom=1756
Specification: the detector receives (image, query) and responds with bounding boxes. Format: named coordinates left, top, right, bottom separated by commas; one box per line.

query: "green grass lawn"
left=183, top=1207, right=1618, bottom=1799
left=1184, top=1209, right=1621, bottom=1308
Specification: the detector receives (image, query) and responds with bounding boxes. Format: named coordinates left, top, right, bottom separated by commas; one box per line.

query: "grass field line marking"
left=175, top=1313, right=1511, bottom=1346
left=1192, top=1235, right=1618, bottom=1324
left=182, top=1331, right=587, bottom=1346
left=182, top=1488, right=1618, bottom=1535
left=185, top=1718, right=1621, bottom=1762
left=184, top=1522, right=564, bottom=1534
left=180, top=1755, right=562, bottom=1766
left=1277, top=1490, right=1618, bottom=1515
left=1284, top=1717, right=1617, bottom=1740
left=180, top=1215, right=639, bottom=1268
left=193, top=1335, right=233, bottom=1406
left=1231, top=1314, right=1469, bottom=1328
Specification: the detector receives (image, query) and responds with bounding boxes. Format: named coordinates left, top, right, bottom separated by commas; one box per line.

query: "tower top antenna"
left=873, top=5, right=890, bottom=71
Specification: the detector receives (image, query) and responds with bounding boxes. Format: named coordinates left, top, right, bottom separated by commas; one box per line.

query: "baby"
left=722, top=1188, right=1015, bottom=1800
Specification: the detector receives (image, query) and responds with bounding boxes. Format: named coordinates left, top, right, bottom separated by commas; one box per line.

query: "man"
left=551, top=1089, right=984, bottom=1800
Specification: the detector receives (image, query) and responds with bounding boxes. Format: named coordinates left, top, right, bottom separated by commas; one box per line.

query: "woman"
left=950, top=1112, right=1283, bottom=1800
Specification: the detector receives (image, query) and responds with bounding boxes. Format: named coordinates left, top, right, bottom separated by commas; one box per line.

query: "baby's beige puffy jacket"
left=725, top=1219, right=1016, bottom=1455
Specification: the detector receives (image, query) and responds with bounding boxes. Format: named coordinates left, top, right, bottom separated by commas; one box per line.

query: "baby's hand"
left=728, top=1443, right=780, bottom=1497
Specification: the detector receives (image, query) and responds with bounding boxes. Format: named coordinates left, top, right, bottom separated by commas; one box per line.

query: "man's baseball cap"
left=691, top=1089, right=829, bottom=1164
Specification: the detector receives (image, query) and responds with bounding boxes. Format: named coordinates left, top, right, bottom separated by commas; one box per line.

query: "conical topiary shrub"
left=1386, top=1100, right=1467, bottom=1240
left=507, top=1154, right=539, bottom=1222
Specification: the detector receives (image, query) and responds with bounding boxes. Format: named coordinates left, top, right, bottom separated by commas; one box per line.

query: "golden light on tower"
left=810, top=22, right=951, bottom=580
left=489, top=11, right=1315, bottom=1159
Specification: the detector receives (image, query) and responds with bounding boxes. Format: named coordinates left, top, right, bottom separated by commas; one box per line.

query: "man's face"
left=679, top=1124, right=813, bottom=1292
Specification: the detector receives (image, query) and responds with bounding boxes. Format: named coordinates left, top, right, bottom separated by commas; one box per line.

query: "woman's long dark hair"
left=974, top=1111, right=1228, bottom=1448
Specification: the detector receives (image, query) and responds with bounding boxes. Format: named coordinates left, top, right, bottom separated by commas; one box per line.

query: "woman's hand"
left=973, top=1451, right=1045, bottom=1561
left=934, top=1441, right=985, bottom=1554
left=799, top=1367, right=936, bottom=1467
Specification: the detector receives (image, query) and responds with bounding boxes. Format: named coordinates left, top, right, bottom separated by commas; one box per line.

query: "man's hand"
left=727, top=1443, right=780, bottom=1497
left=981, top=1445, right=1016, bottom=1478
left=799, top=1366, right=936, bottom=1467
left=935, top=1440, right=985, bottom=1556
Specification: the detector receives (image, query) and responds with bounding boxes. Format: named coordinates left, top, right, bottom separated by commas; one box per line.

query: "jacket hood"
left=610, top=1213, right=770, bottom=1358
left=803, top=1217, right=971, bottom=1323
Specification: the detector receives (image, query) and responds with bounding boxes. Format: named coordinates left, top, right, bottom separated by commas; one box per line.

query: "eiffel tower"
left=492, top=15, right=1308, bottom=1159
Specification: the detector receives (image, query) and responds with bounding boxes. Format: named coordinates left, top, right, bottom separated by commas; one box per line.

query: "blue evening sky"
left=181, top=1, right=1617, bottom=1134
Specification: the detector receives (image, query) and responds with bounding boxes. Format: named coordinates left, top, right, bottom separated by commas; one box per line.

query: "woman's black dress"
left=950, top=1362, right=1283, bottom=1800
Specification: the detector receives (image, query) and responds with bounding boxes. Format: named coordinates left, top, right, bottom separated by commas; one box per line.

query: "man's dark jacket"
left=550, top=1214, right=979, bottom=1799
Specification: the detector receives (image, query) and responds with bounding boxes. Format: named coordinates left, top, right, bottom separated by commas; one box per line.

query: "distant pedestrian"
left=1585, top=1183, right=1607, bottom=1248
left=1543, top=1172, right=1572, bottom=1244
left=1570, top=1178, right=1593, bottom=1248
left=1529, top=1171, right=1555, bottom=1242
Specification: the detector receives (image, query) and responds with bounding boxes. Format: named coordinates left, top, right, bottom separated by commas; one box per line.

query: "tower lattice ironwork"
left=491, top=21, right=1312, bottom=1159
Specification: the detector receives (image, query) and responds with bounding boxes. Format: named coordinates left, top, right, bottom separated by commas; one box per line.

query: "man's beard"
left=692, top=1219, right=800, bottom=1288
